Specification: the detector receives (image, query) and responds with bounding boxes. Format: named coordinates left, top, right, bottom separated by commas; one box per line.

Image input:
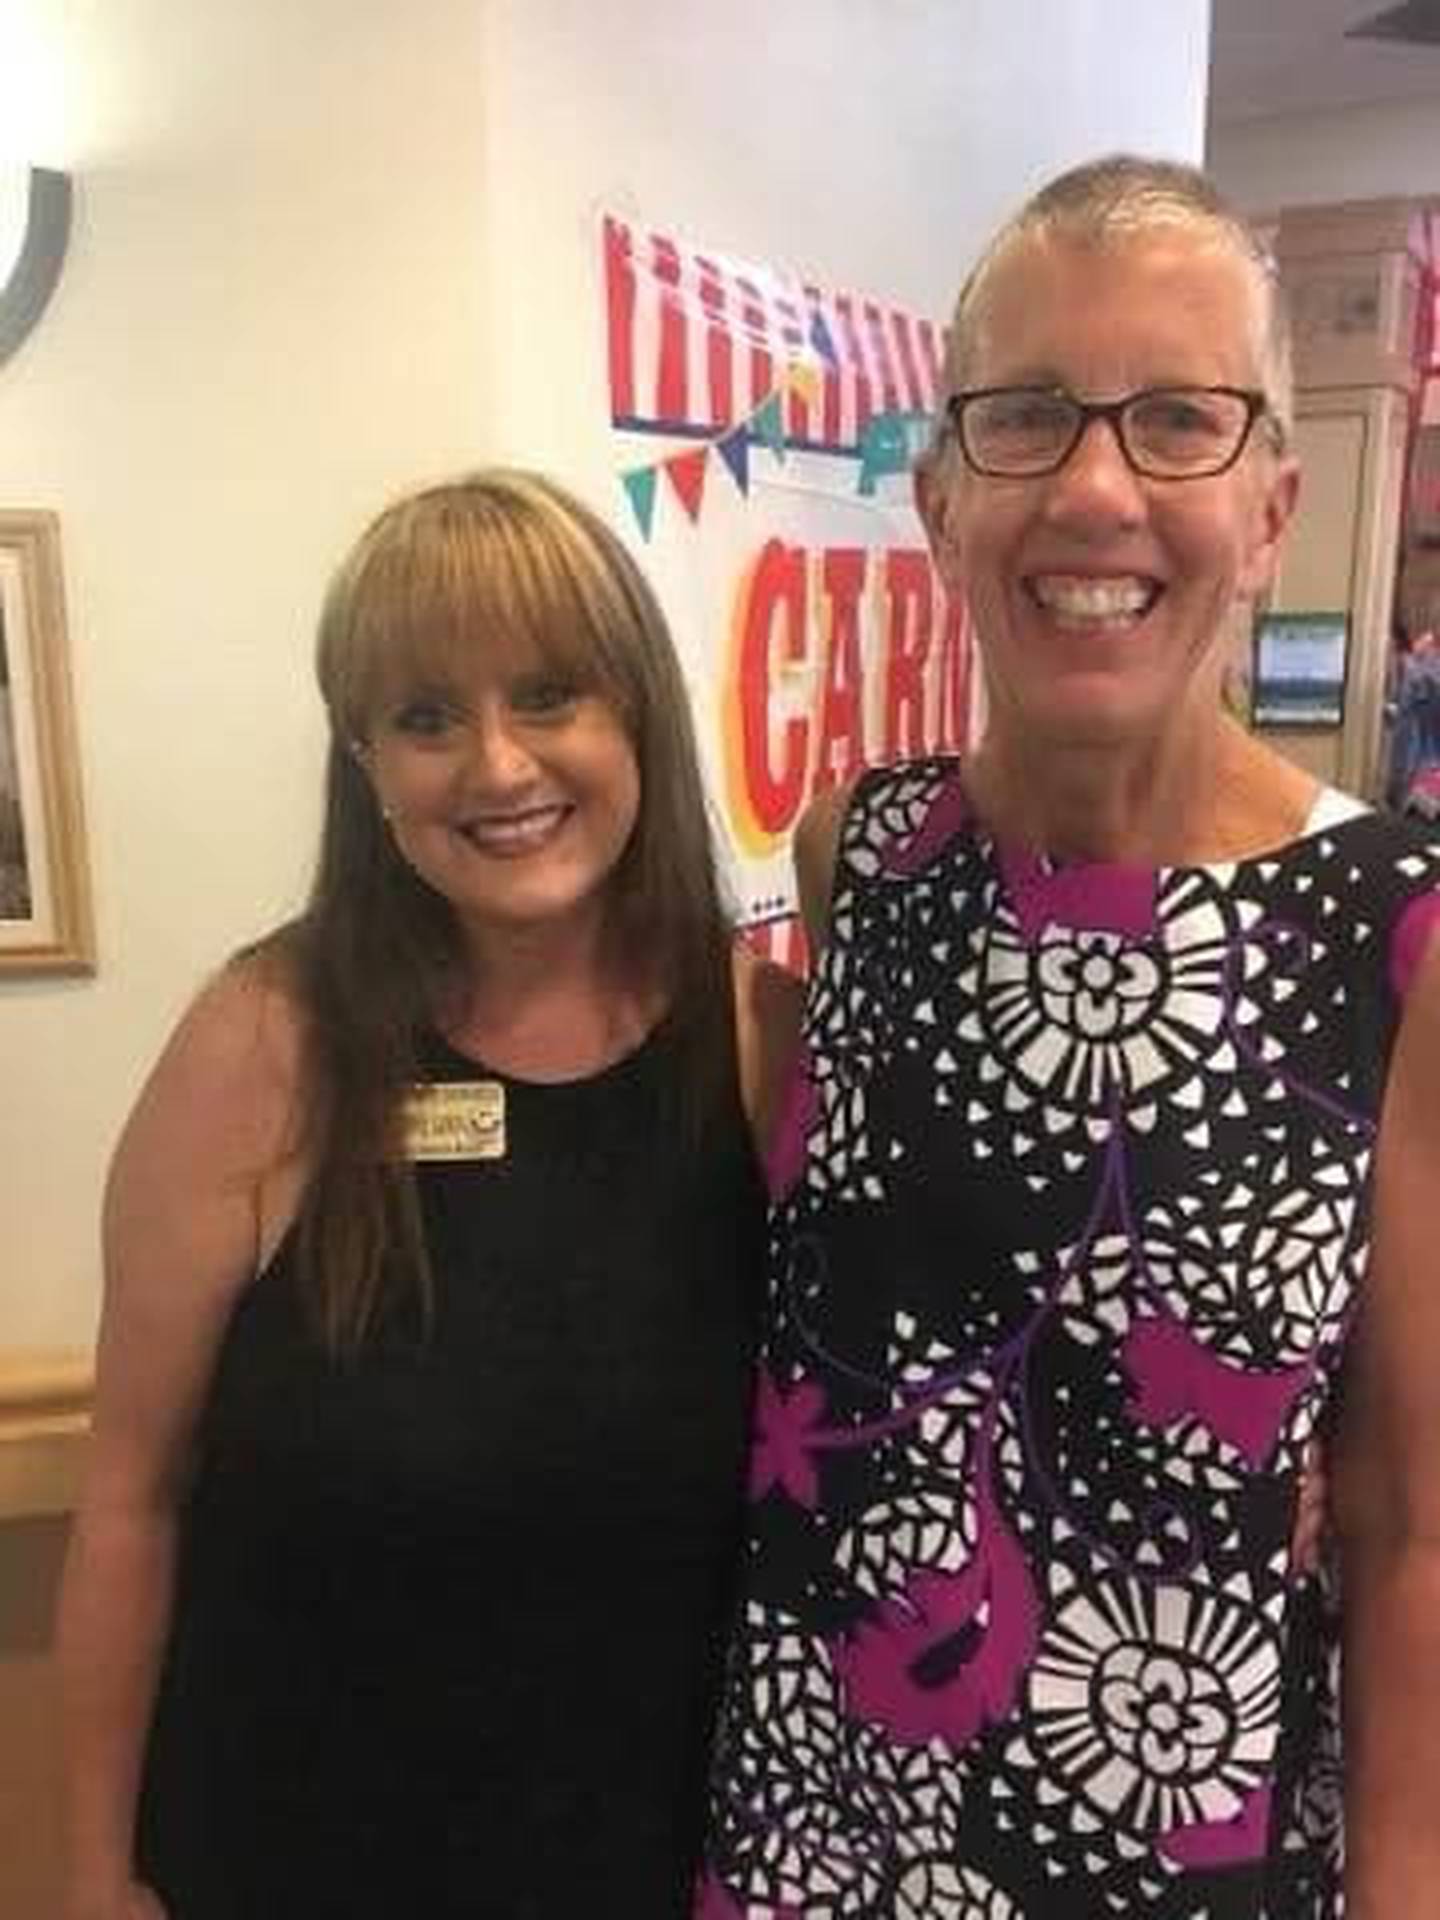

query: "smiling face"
left=919, top=230, right=1298, bottom=757
left=359, top=639, right=641, bottom=946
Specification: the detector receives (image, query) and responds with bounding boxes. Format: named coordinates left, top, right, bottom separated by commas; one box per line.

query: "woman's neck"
left=966, top=714, right=1318, bottom=866
left=440, top=911, right=661, bottom=1081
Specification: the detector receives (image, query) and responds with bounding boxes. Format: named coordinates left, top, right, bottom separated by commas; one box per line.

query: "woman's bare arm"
left=793, top=779, right=856, bottom=961
left=732, top=942, right=805, bottom=1160
left=1334, top=930, right=1440, bottom=1919
left=58, top=963, right=304, bottom=1920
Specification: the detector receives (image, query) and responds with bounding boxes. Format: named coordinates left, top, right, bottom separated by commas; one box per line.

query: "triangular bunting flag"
left=621, top=465, right=658, bottom=540
left=665, top=446, right=709, bottom=520
left=753, top=394, right=785, bottom=460
left=786, top=363, right=822, bottom=406
left=716, top=427, right=750, bottom=495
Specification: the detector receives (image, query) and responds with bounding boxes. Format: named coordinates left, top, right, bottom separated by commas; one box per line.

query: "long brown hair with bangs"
left=268, top=469, right=735, bottom=1355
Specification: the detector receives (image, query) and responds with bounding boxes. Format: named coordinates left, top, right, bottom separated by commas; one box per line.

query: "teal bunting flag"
left=753, top=394, right=786, bottom=460
left=621, top=465, right=658, bottom=539
left=857, top=409, right=933, bottom=496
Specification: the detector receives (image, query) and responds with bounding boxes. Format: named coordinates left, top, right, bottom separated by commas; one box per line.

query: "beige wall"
left=1210, top=95, right=1440, bottom=211
left=0, top=0, right=491, bottom=1350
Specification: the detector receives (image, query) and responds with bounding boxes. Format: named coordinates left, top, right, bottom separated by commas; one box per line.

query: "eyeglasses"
left=946, top=384, right=1274, bottom=481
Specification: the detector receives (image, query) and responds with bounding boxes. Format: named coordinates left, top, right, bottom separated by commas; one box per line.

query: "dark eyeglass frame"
left=945, top=384, right=1275, bottom=480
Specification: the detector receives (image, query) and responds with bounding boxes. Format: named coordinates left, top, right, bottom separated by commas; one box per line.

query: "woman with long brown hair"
left=59, top=470, right=799, bottom=1920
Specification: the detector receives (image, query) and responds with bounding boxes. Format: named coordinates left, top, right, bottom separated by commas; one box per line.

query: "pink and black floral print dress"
left=700, top=760, right=1440, bottom=1920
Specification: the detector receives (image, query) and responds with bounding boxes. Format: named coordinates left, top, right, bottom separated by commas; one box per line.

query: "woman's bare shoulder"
left=731, top=940, right=805, bottom=1153
left=1333, top=927, right=1440, bottom=1549
left=116, top=946, right=310, bottom=1190
left=795, top=777, right=860, bottom=954
left=91, top=953, right=315, bottom=1496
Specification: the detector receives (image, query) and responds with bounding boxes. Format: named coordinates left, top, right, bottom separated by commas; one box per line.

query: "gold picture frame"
left=0, top=511, right=94, bottom=974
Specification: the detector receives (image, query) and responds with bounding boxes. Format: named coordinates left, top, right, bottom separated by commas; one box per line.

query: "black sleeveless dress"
left=137, top=1025, right=765, bottom=1918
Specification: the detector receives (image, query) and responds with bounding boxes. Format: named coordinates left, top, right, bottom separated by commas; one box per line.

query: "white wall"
left=1209, top=96, right=1440, bottom=213
left=477, top=0, right=1212, bottom=502
left=0, top=0, right=1211, bottom=1351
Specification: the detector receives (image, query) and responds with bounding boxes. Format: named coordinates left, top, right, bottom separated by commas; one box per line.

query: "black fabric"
left=137, top=1024, right=765, bottom=1918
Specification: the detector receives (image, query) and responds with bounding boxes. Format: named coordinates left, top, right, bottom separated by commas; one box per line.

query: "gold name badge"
left=401, top=1081, right=507, bottom=1162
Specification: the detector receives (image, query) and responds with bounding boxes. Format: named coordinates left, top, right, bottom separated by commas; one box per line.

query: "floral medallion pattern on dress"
left=701, top=759, right=1440, bottom=1919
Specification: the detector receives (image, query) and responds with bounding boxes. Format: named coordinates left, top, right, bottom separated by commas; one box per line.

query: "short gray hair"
left=942, top=153, right=1293, bottom=442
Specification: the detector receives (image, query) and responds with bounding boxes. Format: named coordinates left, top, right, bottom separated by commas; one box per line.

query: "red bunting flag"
left=665, top=446, right=709, bottom=521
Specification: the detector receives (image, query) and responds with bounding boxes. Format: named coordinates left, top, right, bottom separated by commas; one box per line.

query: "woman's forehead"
left=371, top=621, right=582, bottom=698
left=966, top=230, right=1265, bottom=391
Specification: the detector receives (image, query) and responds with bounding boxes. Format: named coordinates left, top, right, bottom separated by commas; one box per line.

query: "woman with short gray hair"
left=699, top=156, right=1440, bottom=1920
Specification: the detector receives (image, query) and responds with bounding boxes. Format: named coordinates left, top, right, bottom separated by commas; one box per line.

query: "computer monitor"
left=1250, top=610, right=1348, bottom=728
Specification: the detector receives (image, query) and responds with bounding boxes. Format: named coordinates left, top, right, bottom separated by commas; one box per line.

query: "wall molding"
left=0, top=1349, right=91, bottom=1520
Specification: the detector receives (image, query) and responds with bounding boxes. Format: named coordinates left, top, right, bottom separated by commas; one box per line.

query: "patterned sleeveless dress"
left=699, top=759, right=1440, bottom=1920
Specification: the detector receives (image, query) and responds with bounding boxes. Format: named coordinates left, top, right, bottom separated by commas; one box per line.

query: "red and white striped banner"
left=599, top=214, right=976, bottom=972
left=604, top=213, right=943, bottom=453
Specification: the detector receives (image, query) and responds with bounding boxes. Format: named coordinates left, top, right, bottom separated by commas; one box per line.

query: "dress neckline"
left=943, top=760, right=1369, bottom=880
left=424, top=1016, right=669, bottom=1093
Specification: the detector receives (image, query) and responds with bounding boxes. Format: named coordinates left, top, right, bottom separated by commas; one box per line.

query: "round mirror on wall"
left=0, top=166, right=72, bottom=369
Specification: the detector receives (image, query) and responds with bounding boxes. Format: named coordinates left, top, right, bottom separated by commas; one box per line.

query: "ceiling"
left=1210, top=0, right=1440, bottom=125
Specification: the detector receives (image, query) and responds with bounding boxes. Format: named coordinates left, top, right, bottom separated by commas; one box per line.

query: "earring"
left=347, top=737, right=391, bottom=821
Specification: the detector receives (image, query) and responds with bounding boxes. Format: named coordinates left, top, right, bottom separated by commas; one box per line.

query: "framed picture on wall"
left=0, top=511, right=94, bottom=974
left=1251, top=610, right=1350, bottom=729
